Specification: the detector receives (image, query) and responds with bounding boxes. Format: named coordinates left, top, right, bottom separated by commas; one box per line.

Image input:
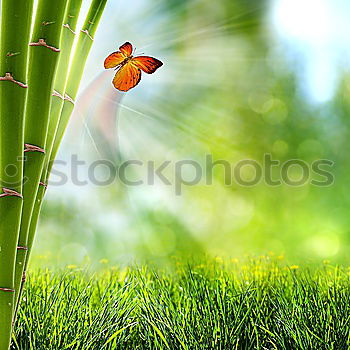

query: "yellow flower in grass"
left=290, top=265, right=299, bottom=270
left=195, top=264, right=205, bottom=269
left=118, top=268, right=128, bottom=283
left=99, top=258, right=109, bottom=264
left=67, top=264, right=77, bottom=269
left=270, top=267, right=279, bottom=275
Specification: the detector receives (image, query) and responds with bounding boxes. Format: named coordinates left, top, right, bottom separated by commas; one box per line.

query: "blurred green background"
left=31, top=0, right=350, bottom=267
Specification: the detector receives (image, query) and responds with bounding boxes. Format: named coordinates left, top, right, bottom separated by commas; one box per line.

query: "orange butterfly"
left=104, top=42, right=163, bottom=92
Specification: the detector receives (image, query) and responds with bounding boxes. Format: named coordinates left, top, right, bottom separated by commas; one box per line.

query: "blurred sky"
left=271, top=0, right=350, bottom=103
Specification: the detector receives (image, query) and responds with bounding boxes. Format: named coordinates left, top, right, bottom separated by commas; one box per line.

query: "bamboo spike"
left=80, top=29, right=94, bottom=40
left=29, top=39, right=61, bottom=52
left=0, top=73, right=28, bottom=88
left=0, top=288, right=15, bottom=293
left=64, top=93, right=75, bottom=104
left=0, top=188, right=23, bottom=199
left=16, top=246, right=28, bottom=251
left=39, top=182, right=48, bottom=188
left=24, top=144, right=46, bottom=154
left=52, top=90, right=65, bottom=99
left=63, top=23, right=77, bottom=35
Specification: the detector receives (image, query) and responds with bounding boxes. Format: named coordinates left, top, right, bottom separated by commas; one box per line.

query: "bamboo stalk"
left=45, top=0, right=84, bottom=173
left=0, top=0, right=34, bottom=348
left=29, top=0, right=108, bottom=251
left=15, top=0, right=108, bottom=312
left=13, top=0, right=69, bottom=311
left=13, top=0, right=83, bottom=313
left=49, top=0, right=108, bottom=169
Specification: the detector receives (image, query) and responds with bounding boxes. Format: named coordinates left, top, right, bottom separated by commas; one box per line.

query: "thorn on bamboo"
left=63, top=23, right=76, bottom=35
left=52, top=90, right=64, bottom=99
left=0, top=73, right=28, bottom=88
left=29, top=39, right=60, bottom=53
left=80, top=29, right=94, bottom=41
left=64, top=94, right=75, bottom=104
left=17, top=246, right=28, bottom=251
left=42, top=21, right=56, bottom=26
left=6, top=52, right=20, bottom=57
left=21, top=272, right=27, bottom=283
left=0, top=288, right=15, bottom=293
left=68, top=15, right=75, bottom=18
left=39, top=182, right=48, bottom=189
left=0, top=188, right=23, bottom=199
left=24, top=144, right=46, bottom=154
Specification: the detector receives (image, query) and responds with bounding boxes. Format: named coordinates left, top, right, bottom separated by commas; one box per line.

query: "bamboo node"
left=6, top=52, right=20, bottom=57
left=63, top=23, right=76, bottom=35
left=39, top=182, right=48, bottom=189
left=17, top=246, right=28, bottom=251
left=29, top=39, right=60, bottom=53
left=0, top=73, right=28, bottom=88
left=24, top=143, right=46, bottom=154
left=22, top=272, right=27, bottom=283
left=0, top=188, right=23, bottom=199
left=81, top=29, right=94, bottom=41
left=52, top=90, right=64, bottom=100
left=0, top=288, right=15, bottom=293
left=64, top=94, right=75, bottom=104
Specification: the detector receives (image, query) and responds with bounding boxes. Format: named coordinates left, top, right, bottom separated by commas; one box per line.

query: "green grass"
left=12, top=258, right=350, bottom=349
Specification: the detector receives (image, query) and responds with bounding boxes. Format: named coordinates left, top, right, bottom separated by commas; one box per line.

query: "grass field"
left=12, top=258, right=350, bottom=350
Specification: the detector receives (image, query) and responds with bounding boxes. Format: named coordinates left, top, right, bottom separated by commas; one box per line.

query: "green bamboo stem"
left=29, top=0, right=108, bottom=249
left=0, top=0, right=34, bottom=348
left=13, top=0, right=69, bottom=310
left=15, top=0, right=107, bottom=312
left=44, top=0, right=84, bottom=176
left=49, top=0, right=108, bottom=171
left=40, top=0, right=85, bottom=189
left=13, top=0, right=83, bottom=314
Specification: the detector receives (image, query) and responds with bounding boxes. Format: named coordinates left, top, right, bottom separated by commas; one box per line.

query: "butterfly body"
left=118, top=55, right=133, bottom=67
left=104, top=42, right=163, bottom=92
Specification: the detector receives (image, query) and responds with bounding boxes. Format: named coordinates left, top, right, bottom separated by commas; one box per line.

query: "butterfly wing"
left=112, top=62, right=141, bottom=92
left=104, top=51, right=126, bottom=69
left=132, top=56, right=163, bottom=74
left=104, top=42, right=133, bottom=69
left=119, top=42, right=133, bottom=57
